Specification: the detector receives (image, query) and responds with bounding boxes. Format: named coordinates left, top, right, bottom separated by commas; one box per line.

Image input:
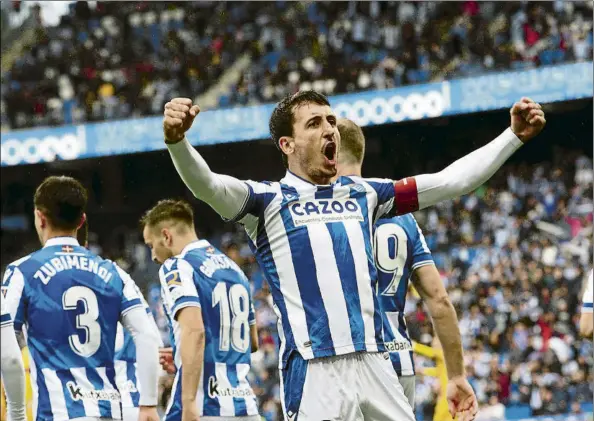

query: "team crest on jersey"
left=206, top=246, right=215, bottom=254
left=165, top=271, right=182, bottom=287
left=288, top=198, right=364, bottom=226
left=1, top=287, right=7, bottom=299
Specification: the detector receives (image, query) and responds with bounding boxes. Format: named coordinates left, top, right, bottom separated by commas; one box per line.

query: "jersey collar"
left=43, top=236, right=79, bottom=248
left=281, top=170, right=332, bottom=188
left=179, top=239, right=210, bottom=257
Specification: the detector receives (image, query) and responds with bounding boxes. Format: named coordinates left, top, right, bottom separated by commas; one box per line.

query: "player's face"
left=288, top=102, right=339, bottom=184
left=143, top=225, right=173, bottom=264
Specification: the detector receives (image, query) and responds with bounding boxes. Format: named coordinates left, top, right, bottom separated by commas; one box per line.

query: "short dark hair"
left=269, top=90, right=330, bottom=167
left=337, top=118, right=365, bottom=165
left=77, top=217, right=88, bottom=247
left=34, top=176, right=87, bottom=231
left=140, top=199, right=194, bottom=230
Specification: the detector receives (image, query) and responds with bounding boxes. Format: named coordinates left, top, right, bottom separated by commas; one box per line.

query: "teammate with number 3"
left=1, top=176, right=161, bottom=421
left=141, top=199, right=260, bottom=421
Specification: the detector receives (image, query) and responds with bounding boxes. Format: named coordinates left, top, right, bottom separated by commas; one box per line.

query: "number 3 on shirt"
left=62, top=286, right=101, bottom=357
left=212, top=282, right=250, bottom=353
left=374, top=223, right=409, bottom=296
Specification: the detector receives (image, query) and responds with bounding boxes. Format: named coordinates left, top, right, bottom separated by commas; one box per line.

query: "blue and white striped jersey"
left=374, top=214, right=434, bottom=377
left=1, top=290, right=12, bottom=328
left=159, top=239, right=258, bottom=419
left=583, top=270, right=593, bottom=314
left=231, top=171, right=417, bottom=368
left=1, top=237, right=144, bottom=421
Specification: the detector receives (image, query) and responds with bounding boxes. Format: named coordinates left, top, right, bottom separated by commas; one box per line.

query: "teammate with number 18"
left=2, top=176, right=160, bottom=421
left=162, top=91, right=545, bottom=420
left=140, top=199, right=260, bottom=421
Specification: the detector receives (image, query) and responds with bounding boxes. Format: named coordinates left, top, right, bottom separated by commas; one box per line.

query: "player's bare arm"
left=250, top=324, right=259, bottom=352
left=394, top=98, right=546, bottom=214
left=163, top=98, right=249, bottom=221
left=177, top=306, right=205, bottom=421
left=411, top=265, right=478, bottom=421
left=580, top=313, right=593, bottom=338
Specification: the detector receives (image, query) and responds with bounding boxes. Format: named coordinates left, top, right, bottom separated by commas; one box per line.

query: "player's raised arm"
left=1, top=299, right=26, bottom=421
left=163, top=98, right=250, bottom=220
left=393, top=98, right=546, bottom=214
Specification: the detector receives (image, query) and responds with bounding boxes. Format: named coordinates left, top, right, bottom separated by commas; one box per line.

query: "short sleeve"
left=410, top=216, right=434, bottom=271
left=2, top=266, right=27, bottom=331
left=159, top=258, right=200, bottom=320
left=0, top=293, right=12, bottom=327
left=226, top=180, right=277, bottom=224
left=114, top=264, right=144, bottom=316
left=582, top=270, right=593, bottom=314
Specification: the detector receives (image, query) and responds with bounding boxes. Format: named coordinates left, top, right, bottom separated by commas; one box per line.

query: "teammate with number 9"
left=2, top=176, right=161, bottom=421
left=141, top=199, right=260, bottom=421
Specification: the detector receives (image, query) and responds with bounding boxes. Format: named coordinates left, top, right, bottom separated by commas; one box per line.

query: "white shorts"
left=201, top=417, right=261, bottom=421
left=399, top=375, right=416, bottom=409
left=122, top=407, right=139, bottom=421
left=280, top=351, right=415, bottom=421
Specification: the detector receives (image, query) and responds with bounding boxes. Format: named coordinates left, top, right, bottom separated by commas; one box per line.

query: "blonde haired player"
left=579, top=269, right=593, bottom=338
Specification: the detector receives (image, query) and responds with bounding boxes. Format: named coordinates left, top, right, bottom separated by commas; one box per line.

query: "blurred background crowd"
left=0, top=2, right=592, bottom=421
left=1, top=1, right=593, bottom=130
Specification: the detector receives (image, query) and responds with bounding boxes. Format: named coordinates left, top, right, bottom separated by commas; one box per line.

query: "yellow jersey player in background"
left=414, top=336, right=454, bottom=421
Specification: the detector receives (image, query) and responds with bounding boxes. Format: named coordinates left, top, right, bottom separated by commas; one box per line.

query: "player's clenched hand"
left=446, top=376, right=478, bottom=421
left=163, top=98, right=201, bottom=144
left=138, top=405, right=160, bottom=421
left=159, top=347, right=177, bottom=375
left=510, top=97, right=546, bottom=143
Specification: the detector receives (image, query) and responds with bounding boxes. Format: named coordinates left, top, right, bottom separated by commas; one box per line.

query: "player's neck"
left=171, top=233, right=200, bottom=256
left=337, top=163, right=361, bottom=178
left=41, top=230, right=77, bottom=246
left=288, top=165, right=332, bottom=185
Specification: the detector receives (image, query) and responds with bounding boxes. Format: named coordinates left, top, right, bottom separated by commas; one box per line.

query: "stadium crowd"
left=2, top=0, right=593, bottom=130
left=57, top=148, right=588, bottom=421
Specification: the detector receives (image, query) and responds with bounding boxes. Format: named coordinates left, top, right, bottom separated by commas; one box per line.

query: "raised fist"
left=163, top=98, right=201, bottom=144
left=510, top=97, right=546, bottom=143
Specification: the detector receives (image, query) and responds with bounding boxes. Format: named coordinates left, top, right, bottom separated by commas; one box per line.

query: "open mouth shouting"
left=322, top=141, right=337, bottom=166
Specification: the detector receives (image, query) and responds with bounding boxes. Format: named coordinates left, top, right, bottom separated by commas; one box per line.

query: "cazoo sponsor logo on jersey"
left=332, top=82, right=451, bottom=127
left=289, top=198, right=364, bottom=226
left=1, top=126, right=87, bottom=166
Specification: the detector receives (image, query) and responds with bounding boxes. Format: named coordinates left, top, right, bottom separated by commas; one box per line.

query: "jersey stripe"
left=279, top=185, right=336, bottom=356
left=265, top=185, right=314, bottom=360
left=349, top=184, right=383, bottom=351
left=215, top=362, right=234, bottom=416
left=226, top=364, right=246, bottom=416
left=41, top=369, right=71, bottom=420
left=237, top=363, right=259, bottom=415
left=70, top=367, right=100, bottom=417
